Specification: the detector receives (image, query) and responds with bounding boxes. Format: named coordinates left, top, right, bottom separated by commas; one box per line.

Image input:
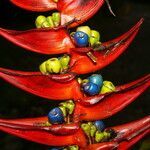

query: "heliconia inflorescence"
left=0, top=0, right=149, bottom=150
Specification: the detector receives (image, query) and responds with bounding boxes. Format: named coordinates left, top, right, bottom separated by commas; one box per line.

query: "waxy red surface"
left=0, top=115, right=149, bottom=149
left=10, top=0, right=105, bottom=27
left=0, top=19, right=143, bottom=57
left=0, top=69, right=149, bottom=120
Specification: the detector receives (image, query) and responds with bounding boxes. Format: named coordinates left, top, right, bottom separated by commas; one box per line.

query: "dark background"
left=0, top=0, right=150, bottom=149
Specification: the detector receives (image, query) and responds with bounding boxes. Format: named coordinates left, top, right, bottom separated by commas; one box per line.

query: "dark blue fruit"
left=83, top=82, right=99, bottom=96
left=74, top=31, right=89, bottom=47
left=48, top=107, right=64, bottom=124
left=88, top=74, right=103, bottom=88
left=94, top=120, right=105, bottom=131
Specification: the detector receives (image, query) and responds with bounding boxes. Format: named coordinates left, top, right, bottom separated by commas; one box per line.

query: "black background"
left=0, top=0, right=150, bottom=149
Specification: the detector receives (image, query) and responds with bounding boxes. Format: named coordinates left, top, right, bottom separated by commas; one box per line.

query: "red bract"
left=10, top=0, right=105, bottom=27
left=0, top=19, right=143, bottom=56
left=0, top=66, right=149, bottom=101
left=0, top=116, right=149, bottom=149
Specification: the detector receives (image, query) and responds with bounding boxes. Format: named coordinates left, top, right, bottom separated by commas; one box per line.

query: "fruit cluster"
left=0, top=1, right=149, bottom=150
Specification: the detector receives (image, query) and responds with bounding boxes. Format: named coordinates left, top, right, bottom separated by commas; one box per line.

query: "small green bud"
left=59, top=55, right=70, bottom=68
left=95, top=131, right=104, bottom=142
left=91, top=30, right=100, bottom=41
left=68, top=145, right=79, bottom=150
left=66, top=100, right=75, bottom=115
left=39, top=61, right=47, bottom=74
left=47, top=16, right=54, bottom=28
left=90, top=125, right=97, bottom=137
left=46, top=58, right=62, bottom=74
left=82, top=79, right=89, bottom=84
left=89, top=36, right=99, bottom=46
left=81, top=123, right=91, bottom=136
left=35, top=15, right=47, bottom=28
left=41, top=21, right=50, bottom=28
left=59, top=106, right=67, bottom=117
left=52, top=12, right=61, bottom=27
left=100, top=81, right=116, bottom=94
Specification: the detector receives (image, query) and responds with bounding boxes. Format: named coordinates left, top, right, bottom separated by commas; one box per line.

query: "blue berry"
left=88, top=74, right=103, bottom=88
left=94, top=120, right=105, bottom=131
left=83, top=82, right=99, bottom=96
left=74, top=31, right=89, bottom=47
left=48, top=107, right=64, bottom=124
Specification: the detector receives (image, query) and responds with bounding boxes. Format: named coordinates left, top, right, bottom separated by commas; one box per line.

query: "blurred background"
left=0, top=0, right=150, bottom=149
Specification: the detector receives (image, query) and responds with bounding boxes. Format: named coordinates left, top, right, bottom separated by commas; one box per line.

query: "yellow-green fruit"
left=47, top=16, right=54, bottom=28
left=100, top=81, right=116, bottom=94
left=68, top=145, right=79, bottom=150
left=81, top=123, right=91, bottom=136
left=89, top=37, right=99, bottom=46
left=39, top=61, right=47, bottom=74
left=89, top=30, right=100, bottom=46
left=52, top=12, right=61, bottom=27
left=91, top=30, right=100, bottom=41
left=82, top=79, right=89, bottom=84
left=35, top=15, right=47, bottom=28
left=95, top=131, right=104, bottom=142
left=59, top=106, right=67, bottom=117
left=66, top=100, right=75, bottom=115
left=90, top=125, right=97, bottom=137
left=77, top=26, right=91, bottom=37
left=60, top=55, right=70, bottom=68
left=46, top=58, right=62, bottom=74
left=41, top=21, right=50, bottom=28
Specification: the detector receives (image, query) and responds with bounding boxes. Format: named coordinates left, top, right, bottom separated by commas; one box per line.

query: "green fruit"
left=81, top=123, right=91, bottom=136
left=52, top=12, right=61, bottom=27
left=89, top=30, right=100, bottom=46
left=95, top=131, right=104, bottom=142
left=68, top=145, right=79, bottom=150
left=77, top=26, right=91, bottom=37
left=41, top=21, right=50, bottom=28
left=59, top=55, right=70, bottom=68
left=90, top=125, right=97, bottom=137
left=39, top=61, right=47, bottom=74
left=59, top=100, right=75, bottom=115
left=91, top=30, right=100, bottom=41
left=59, top=106, right=67, bottom=117
left=35, top=15, right=47, bottom=28
left=47, top=16, right=54, bottom=28
left=67, top=100, right=75, bottom=115
left=46, top=58, right=62, bottom=74
left=89, top=37, right=99, bottom=46
left=100, top=81, right=116, bottom=94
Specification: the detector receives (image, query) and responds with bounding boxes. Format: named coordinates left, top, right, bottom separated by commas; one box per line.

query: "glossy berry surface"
left=74, top=31, right=89, bottom=47
left=48, top=107, right=64, bottom=124
left=88, top=74, right=103, bottom=88
left=82, top=82, right=99, bottom=96
left=94, top=120, right=105, bottom=131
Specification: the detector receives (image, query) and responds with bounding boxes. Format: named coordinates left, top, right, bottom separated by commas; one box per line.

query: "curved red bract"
left=73, top=74, right=150, bottom=121
left=0, top=116, right=149, bottom=148
left=10, top=0, right=105, bottom=27
left=10, top=0, right=57, bottom=12
left=0, top=19, right=143, bottom=57
left=0, top=27, right=74, bottom=55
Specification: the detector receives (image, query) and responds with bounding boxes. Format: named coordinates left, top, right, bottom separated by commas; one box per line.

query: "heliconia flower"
left=0, top=116, right=149, bottom=149
left=0, top=68, right=149, bottom=119
left=0, top=19, right=143, bottom=57
left=10, top=0, right=106, bottom=27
